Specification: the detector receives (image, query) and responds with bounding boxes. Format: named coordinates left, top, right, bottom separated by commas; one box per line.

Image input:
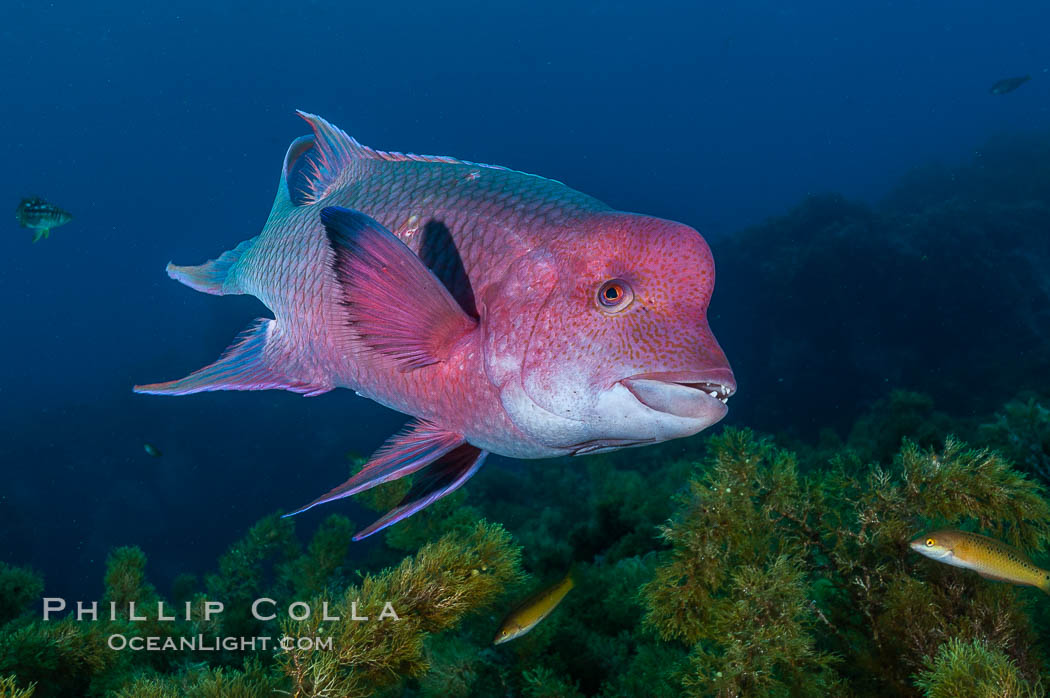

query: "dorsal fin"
left=280, top=135, right=316, bottom=205
left=283, top=111, right=514, bottom=206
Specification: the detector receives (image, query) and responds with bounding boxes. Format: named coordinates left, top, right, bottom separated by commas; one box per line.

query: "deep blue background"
left=1, top=0, right=1047, bottom=599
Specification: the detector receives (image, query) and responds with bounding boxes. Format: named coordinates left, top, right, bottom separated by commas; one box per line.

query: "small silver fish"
left=143, top=443, right=162, bottom=458
left=16, top=197, right=72, bottom=242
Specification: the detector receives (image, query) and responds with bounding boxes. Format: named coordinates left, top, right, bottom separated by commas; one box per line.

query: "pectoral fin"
left=322, top=206, right=477, bottom=372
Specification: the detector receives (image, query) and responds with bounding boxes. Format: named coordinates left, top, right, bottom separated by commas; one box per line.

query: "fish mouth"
left=620, top=369, right=737, bottom=418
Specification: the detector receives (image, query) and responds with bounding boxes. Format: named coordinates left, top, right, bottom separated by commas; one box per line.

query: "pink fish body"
left=135, top=112, right=735, bottom=538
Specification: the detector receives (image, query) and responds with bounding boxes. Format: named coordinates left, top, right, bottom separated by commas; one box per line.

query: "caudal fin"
left=133, top=318, right=329, bottom=396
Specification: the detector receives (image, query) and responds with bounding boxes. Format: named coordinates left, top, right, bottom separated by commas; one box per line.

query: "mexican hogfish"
left=135, top=112, right=736, bottom=539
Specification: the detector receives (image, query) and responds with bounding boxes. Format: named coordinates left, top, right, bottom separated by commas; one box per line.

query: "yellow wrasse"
left=909, top=529, right=1050, bottom=593
left=494, top=573, right=574, bottom=644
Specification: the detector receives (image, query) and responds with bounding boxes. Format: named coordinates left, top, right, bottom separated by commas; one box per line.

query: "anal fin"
left=133, top=318, right=329, bottom=396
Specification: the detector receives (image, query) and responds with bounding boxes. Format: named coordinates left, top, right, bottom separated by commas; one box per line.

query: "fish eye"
left=925, top=538, right=935, bottom=547
left=596, top=279, right=633, bottom=312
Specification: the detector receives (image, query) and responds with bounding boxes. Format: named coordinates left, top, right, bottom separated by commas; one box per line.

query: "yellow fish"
left=909, top=529, right=1050, bottom=593
left=494, top=572, right=574, bottom=644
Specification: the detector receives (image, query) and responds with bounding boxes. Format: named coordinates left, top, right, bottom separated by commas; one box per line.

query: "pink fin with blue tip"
left=166, top=238, right=254, bottom=296
left=133, top=318, right=330, bottom=396
left=353, top=444, right=487, bottom=540
left=322, top=206, right=477, bottom=371
left=284, top=420, right=465, bottom=517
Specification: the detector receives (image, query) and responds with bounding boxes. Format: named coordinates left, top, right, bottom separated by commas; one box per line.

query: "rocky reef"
left=713, top=129, right=1050, bottom=436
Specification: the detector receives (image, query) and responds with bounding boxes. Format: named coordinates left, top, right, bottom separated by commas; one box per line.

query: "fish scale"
left=135, top=111, right=735, bottom=539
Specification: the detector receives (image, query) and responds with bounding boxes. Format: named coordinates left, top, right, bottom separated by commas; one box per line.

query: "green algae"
left=914, top=638, right=1044, bottom=698
left=0, top=674, right=35, bottom=698
left=0, top=566, right=42, bottom=628
left=4, top=393, right=1050, bottom=696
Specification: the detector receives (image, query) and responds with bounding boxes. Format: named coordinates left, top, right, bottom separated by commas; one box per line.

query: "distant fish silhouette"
left=143, top=443, right=162, bottom=458
left=15, top=197, right=72, bottom=242
left=989, top=75, right=1030, bottom=95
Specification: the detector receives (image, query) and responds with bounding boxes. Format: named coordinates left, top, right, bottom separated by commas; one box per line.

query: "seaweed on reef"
left=845, top=390, right=956, bottom=464
left=641, top=428, right=843, bottom=696
left=0, top=674, right=35, bottom=698
left=418, top=635, right=481, bottom=698
left=0, top=566, right=42, bottom=627
left=913, top=637, right=1044, bottom=698
left=642, top=427, right=1050, bottom=696
left=108, top=658, right=283, bottom=697
left=7, top=391, right=1050, bottom=696
left=282, top=514, right=355, bottom=598
left=715, top=130, right=1050, bottom=435
left=595, top=641, right=686, bottom=698
left=204, top=513, right=301, bottom=645
left=979, top=396, right=1050, bottom=483
left=104, top=546, right=159, bottom=614
left=520, top=665, right=585, bottom=698
left=344, top=452, right=485, bottom=554
left=0, top=515, right=526, bottom=696
left=278, top=520, right=523, bottom=697
left=0, top=618, right=120, bottom=698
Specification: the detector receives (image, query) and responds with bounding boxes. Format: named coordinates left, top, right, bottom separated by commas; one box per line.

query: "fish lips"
left=621, top=369, right=736, bottom=421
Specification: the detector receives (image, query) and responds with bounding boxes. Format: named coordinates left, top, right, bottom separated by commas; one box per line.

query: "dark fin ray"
left=322, top=207, right=477, bottom=371
left=353, top=444, right=487, bottom=540
left=283, top=421, right=465, bottom=517
left=166, top=238, right=254, bottom=296
left=418, top=219, right=478, bottom=318
left=133, top=318, right=329, bottom=396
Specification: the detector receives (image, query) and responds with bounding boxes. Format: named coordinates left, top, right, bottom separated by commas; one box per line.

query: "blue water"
left=2, top=0, right=1048, bottom=599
